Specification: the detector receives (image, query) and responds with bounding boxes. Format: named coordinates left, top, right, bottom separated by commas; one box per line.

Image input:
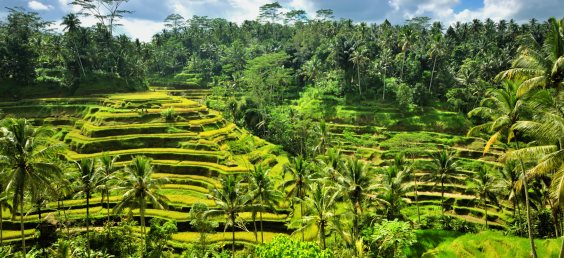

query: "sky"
left=1, top=0, right=563, bottom=42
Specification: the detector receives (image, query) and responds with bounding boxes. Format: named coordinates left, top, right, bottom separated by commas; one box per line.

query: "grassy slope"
left=420, top=231, right=561, bottom=258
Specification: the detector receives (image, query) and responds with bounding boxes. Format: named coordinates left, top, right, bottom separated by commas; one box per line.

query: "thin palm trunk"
left=106, top=191, right=111, bottom=226
left=86, top=193, right=90, bottom=258
left=357, top=65, right=362, bottom=96
left=484, top=196, right=488, bottom=229
left=441, top=180, right=445, bottom=223
left=260, top=203, right=264, bottom=244
left=516, top=139, right=538, bottom=258
left=320, top=221, right=326, bottom=250
left=428, top=55, right=437, bottom=92
left=559, top=235, right=564, bottom=258
left=300, top=200, right=305, bottom=241
left=382, top=70, right=386, bottom=100
left=20, top=190, right=25, bottom=255
left=231, top=213, right=235, bottom=257
left=415, top=175, right=420, bottom=224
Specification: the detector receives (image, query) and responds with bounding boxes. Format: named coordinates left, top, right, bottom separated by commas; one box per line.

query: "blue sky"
left=1, top=0, right=563, bottom=41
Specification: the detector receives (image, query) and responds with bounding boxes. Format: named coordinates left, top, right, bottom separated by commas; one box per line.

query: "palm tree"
left=245, top=164, right=281, bottom=243
left=428, top=33, right=444, bottom=92
left=338, top=157, right=382, bottom=247
left=280, top=156, right=317, bottom=241
left=314, top=120, right=330, bottom=156
left=381, top=165, right=411, bottom=220
left=0, top=184, right=13, bottom=245
left=499, top=160, right=523, bottom=232
left=113, top=156, right=169, bottom=242
left=467, top=80, right=537, bottom=257
left=425, top=150, right=458, bottom=221
left=96, top=153, right=120, bottom=226
left=208, top=175, right=249, bottom=257
left=496, top=17, right=564, bottom=97
left=74, top=158, right=96, bottom=239
left=300, top=183, right=339, bottom=249
left=0, top=118, right=63, bottom=255
left=470, top=166, right=500, bottom=229
left=349, top=47, right=369, bottom=96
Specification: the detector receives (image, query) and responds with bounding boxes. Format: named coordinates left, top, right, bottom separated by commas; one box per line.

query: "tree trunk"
left=428, top=55, right=437, bottom=92
left=260, top=205, right=264, bottom=244
left=86, top=193, right=90, bottom=258
left=415, top=175, right=420, bottom=224
left=320, top=221, right=326, bottom=250
left=252, top=210, right=258, bottom=243
left=357, top=66, right=362, bottom=97
left=300, top=201, right=305, bottom=241
left=516, top=139, right=538, bottom=258
left=441, top=180, right=445, bottom=224
left=20, top=190, right=26, bottom=256
left=559, top=235, right=564, bottom=258
left=484, top=196, right=488, bottom=229
left=382, top=70, right=386, bottom=100
left=231, top=213, right=236, bottom=258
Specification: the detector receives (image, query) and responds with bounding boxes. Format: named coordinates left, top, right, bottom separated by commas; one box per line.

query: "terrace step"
left=66, top=148, right=227, bottom=163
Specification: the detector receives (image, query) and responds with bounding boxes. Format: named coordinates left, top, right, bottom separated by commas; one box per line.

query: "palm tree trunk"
left=484, top=196, right=488, bottom=229
left=428, top=55, right=437, bottom=92
left=260, top=206, right=264, bottom=244
left=382, top=70, right=386, bottom=100
left=559, top=235, right=564, bottom=258
left=231, top=213, right=236, bottom=258
left=20, top=191, right=26, bottom=255
left=516, top=139, right=538, bottom=258
left=106, top=191, right=111, bottom=227
left=357, top=66, right=362, bottom=97
left=441, top=180, right=445, bottom=224
left=320, top=221, right=326, bottom=250
left=415, top=174, right=420, bottom=224
left=86, top=193, right=90, bottom=258
left=300, top=201, right=305, bottom=241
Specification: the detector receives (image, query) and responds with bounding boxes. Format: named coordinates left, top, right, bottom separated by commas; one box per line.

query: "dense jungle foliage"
left=0, top=1, right=563, bottom=257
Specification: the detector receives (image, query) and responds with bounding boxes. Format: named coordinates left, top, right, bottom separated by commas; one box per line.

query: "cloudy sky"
left=1, top=0, right=563, bottom=42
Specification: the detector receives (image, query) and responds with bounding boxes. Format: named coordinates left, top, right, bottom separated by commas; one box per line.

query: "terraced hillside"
left=0, top=88, right=290, bottom=247
left=324, top=101, right=510, bottom=230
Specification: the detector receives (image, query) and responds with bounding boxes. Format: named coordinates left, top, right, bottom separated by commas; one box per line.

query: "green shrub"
left=254, top=236, right=332, bottom=258
left=161, top=108, right=176, bottom=121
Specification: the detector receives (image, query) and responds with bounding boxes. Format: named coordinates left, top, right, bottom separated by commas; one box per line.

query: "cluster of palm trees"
left=468, top=17, right=563, bottom=258
left=0, top=118, right=168, bottom=255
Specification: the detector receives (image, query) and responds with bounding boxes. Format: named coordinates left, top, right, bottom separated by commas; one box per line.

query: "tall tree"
left=71, top=0, right=132, bottom=36
left=208, top=175, right=250, bottom=257
left=470, top=166, right=500, bottom=228
left=113, top=156, right=168, bottom=246
left=300, top=183, right=339, bottom=249
left=74, top=158, right=97, bottom=254
left=281, top=156, right=317, bottom=241
left=95, top=153, right=120, bottom=226
left=426, top=150, right=458, bottom=221
left=246, top=164, right=282, bottom=243
left=0, top=118, right=63, bottom=255
left=468, top=80, right=538, bottom=257
left=349, top=47, right=369, bottom=96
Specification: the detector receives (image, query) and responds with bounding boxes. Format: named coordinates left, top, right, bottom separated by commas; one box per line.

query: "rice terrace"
left=0, top=0, right=562, bottom=257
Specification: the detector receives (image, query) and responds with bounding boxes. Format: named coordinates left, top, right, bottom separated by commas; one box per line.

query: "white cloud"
left=120, top=18, right=165, bottom=42
left=450, top=0, right=521, bottom=24
left=28, top=0, right=53, bottom=11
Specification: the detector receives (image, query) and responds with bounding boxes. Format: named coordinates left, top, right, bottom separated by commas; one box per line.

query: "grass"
left=421, top=231, right=561, bottom=257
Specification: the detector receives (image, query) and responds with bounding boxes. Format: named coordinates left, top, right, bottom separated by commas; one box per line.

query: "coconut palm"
left=313, top=120, right=330, bottom=156
left=207, top=175, right=250, bottom=257
left=468, top=80, right=537, bottom=257
left=470, top=166, right=500, bottom=229
left=96, top=153, right=121, bottom=226
left=381, top=165, right=411, bottom=220
left=299, top=183, right=339, bottom=249
left=349, top=47, right=369, bottom=96
left=0, top=118, right=63, bottom=255
left=74, top=158, right=97, bottom=238
left=425, top=150, right=458, bottom=221
left=245, top=164, right=282, bottom=243
left=496, top=17, right=564, bottom=97
left=280, top=155, right=317, bottom=241
left=338, top=157, right=383, bottom=246
left=499, top=161, right=523, bottom=227
left=113, top=156, right=169, bottom=241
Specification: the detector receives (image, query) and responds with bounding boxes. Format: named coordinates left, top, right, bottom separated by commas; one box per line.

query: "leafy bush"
left=254, top=236, right=332, bottom=258
left=161, top=108, right=176, bottom=121
left=363, top=219, right=417, bottom=258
